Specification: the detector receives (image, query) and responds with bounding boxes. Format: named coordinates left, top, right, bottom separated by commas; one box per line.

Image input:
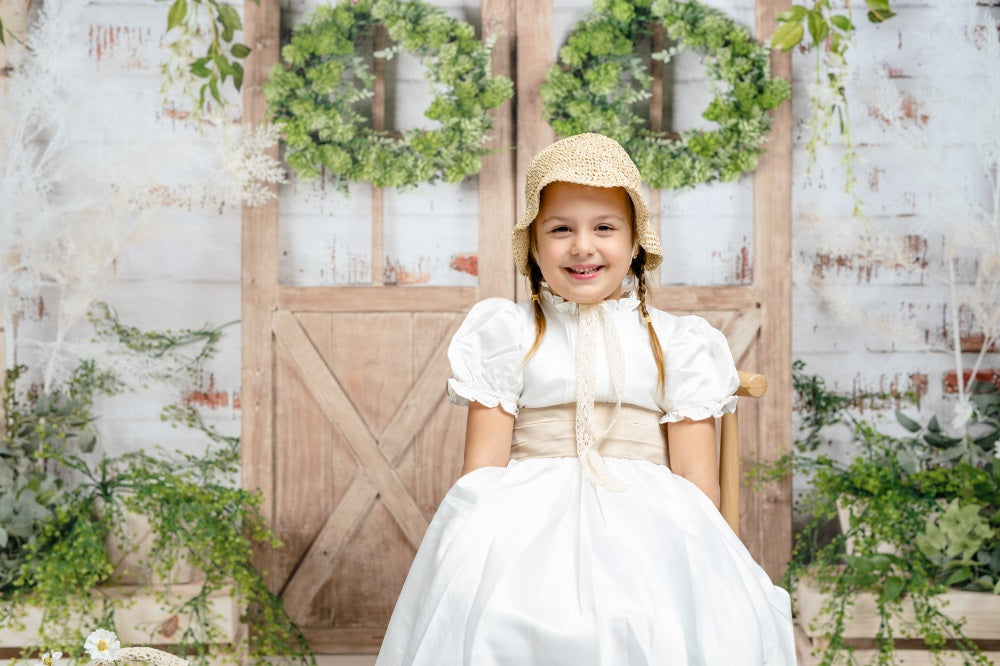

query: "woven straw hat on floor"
left=512, top=133, right=662, bottom=276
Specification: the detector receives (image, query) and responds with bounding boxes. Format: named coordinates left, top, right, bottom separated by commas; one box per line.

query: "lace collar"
left=538, top=284, right=641, bottom=314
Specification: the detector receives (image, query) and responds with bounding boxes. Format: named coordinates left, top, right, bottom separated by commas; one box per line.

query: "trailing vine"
left=541, top=0, right=790, bottom=189
left=160, top=0, right=256, bottom=116
left=263, top=0, right=513, bottom=190
left=771, top=0, right=899, bottom=220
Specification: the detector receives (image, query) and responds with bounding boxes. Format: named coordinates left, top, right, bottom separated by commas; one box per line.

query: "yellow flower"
left=36, top=651, right=62, bottom=666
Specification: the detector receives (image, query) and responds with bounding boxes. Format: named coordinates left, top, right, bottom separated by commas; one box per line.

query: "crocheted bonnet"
left=512, top=133, right=663, bottom=276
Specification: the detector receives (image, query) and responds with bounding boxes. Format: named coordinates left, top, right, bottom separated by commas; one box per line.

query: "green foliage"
left=540, top=0, right=790, bottom=190
left=0, top=307, right=312, bottom=665
left=160, top=0, right=258, bottom=113
left=771, top=0, right=896, bottom=54
left=762, top=362, right=998, bottom=665
left=770, top=1, right=898, bottom=220
left=917, top=499, right=1000, bottom=594
left=263, top=0, right=513, bottom=190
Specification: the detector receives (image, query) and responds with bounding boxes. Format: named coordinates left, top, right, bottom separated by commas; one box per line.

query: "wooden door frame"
left=241, top=0, right=792, bottom=590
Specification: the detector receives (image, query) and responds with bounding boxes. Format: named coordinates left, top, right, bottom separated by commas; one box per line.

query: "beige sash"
left=511, top=403, right=668, bottom=467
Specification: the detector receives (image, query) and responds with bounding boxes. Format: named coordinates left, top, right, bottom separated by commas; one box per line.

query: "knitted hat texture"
left=512, top=133, right=662, bottom=276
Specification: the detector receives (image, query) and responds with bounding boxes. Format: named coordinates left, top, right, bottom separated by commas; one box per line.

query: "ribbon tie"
left=575, top=303, right=628, bottom=492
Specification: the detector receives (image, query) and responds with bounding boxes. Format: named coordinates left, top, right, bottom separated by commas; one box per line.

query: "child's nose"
left=571, top=233, right=595, bottom=255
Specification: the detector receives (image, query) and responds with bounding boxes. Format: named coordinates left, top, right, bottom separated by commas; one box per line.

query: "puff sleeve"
left=446, top=298, right=525, bottom=416
left=659, top=315, right=740, bottom=423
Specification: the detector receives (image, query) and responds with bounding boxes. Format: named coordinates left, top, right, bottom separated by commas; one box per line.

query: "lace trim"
left=539, top=284, right=640, bottom=314
left=659, top=395, right=739, bottom=423
left=575, top=304, right=628, bottom=492
left=447, top=379, right=519, bottom=416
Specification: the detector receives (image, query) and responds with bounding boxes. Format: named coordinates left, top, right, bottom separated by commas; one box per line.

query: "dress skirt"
left=376, top=456, right=796, bottom=665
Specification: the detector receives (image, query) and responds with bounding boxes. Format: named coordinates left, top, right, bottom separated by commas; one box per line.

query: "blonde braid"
left=523, top=258, right=548, bottom=364
left=632, top=251, right=666, bottom=398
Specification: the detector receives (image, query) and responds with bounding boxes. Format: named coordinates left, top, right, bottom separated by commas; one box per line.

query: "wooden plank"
left=281, top=473, right=378, bottom=620
left=752, top=0, right=793, bottom=581
left=272, top=311, right=429, bottom=549
left=371, top=26, right=386, bottom=287
left=241, top=0, right=281, bottom=593
left=378, top=317, right=461, bottom=464
left=479, top=0, right=517, bottom=300
left=722, top=308, right=763, bottom=364
left=649, top=285, right=759, bottom=312
left=647, top=24, right=665, bottom=289
left=514, top=0, right=554, bottom=302
left=0, top=583, right=239, bottom=648
left=797, top=579, right=1000, bottom=641
left=804, top=650, right=1000, bottom=666
left=279, top=286, right=476, bottom=312
left=301, top=627, right=383, bottom=654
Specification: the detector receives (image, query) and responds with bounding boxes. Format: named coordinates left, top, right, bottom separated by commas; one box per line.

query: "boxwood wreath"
left=263, top=0, right=513, bottom=189
left=542, top=0, right=791, bottom=189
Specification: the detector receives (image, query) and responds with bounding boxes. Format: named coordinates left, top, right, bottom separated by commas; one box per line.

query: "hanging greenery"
left=541, top=0, right=790, bottom=189
left=263, top=0, right=513, bottom=190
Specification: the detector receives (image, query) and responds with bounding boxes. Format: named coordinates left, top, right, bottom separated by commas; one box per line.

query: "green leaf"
left=945, top=566, right=971, bottom=586
left=771, top=21, right=804, bottom=51
left=209, top=74, right=222, bottom=104
left=866, top=0, right=891, bottom=11
left=230, top=43, right=251, bottom=58
left=867, top=8, right=897, bottom=23
left=190, top=58, right=212, bottom=78
left=807, top=11, right=829, bottom=45
left=896, top=410, right=921, bottom=433
left=167, top=0, right=187, bottom=31
left=882, top=576, right=905, bottom=603
left=830, top=15, right=854, bottom=32
left=777, top=5, right=808, bottom=22
left=0, top=17, right=6, bottom=46
left=217, top=4, right=242, bottom=33
left=232, top=61, right=244, bottom=90
left=927, top=415, right=941, bottom=433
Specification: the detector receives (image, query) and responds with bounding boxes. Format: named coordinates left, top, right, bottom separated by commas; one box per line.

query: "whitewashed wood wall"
left=5, top=0, right=997, bottom=485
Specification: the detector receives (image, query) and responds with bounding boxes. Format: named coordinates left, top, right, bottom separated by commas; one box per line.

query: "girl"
left=377, top=133, right=796, bottom=665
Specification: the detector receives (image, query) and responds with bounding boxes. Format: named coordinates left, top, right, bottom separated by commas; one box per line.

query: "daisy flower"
left=37, top=651, right=62, bottom=666
left=83, top=629, right=120, bottom=663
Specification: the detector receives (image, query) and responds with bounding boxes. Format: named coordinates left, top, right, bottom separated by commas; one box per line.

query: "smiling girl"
left=377, top=133, right=795, bottom=665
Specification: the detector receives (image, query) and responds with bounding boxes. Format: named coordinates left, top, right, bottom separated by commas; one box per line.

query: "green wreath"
left=542, top=0, right=790, bottom=189
left=263, top=0, right=513, bottom=189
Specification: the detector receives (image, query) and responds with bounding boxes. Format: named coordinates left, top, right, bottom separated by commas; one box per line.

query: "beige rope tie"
left=575, top=304, right=627, bottom=492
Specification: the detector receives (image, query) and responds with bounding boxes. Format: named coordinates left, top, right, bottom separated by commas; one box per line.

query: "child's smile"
left=532, top=181, right=634, bottom=304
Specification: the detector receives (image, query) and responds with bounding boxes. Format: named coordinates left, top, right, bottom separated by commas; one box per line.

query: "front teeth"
left=568, top=267, right=600, bottom=275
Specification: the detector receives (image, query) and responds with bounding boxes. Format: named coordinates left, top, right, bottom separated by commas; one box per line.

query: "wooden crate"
left=0, top=583, right=241, bottom=652
left=796, top=578, right=1000, bottom=665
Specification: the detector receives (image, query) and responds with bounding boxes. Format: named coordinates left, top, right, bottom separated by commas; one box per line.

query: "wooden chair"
left=719, top=371, right=768, bottom=538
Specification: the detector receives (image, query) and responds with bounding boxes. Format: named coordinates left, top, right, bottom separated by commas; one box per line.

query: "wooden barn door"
left=242, top=0, right=790, bottom=654
left=241, top=1, right=515, bottom=653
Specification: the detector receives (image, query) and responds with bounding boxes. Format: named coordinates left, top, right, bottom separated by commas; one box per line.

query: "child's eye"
left=549, top=225, right=571, bottom=234
left=596, top=223, right=617, bottom=232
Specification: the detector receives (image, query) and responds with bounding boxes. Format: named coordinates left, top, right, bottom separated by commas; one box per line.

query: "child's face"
left=532, top=181, right=634, bottom=304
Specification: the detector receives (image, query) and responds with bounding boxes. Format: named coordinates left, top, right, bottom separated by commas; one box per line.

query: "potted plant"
left=759, top=362, right=1000, bottom=665
left=0, top=309, right=313, bottom=665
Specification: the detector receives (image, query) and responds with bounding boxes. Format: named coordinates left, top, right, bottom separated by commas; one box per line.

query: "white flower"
left=950, top=399, right=975, bottom=431
left=83, top=629, right=120, bottom=663
left=994, top=441, right=1000, bottom=460
left=37, top=651, right=62, bottom=666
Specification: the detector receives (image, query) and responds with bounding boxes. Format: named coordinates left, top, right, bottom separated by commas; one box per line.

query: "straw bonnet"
left=512, top=133, right=662, bottom=276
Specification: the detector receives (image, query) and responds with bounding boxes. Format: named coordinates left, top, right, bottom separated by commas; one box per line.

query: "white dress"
left=376, top=292, right=796, bottom=665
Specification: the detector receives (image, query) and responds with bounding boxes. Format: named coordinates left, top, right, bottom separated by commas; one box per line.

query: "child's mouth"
left=565, top=265, right=603, bottom=279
